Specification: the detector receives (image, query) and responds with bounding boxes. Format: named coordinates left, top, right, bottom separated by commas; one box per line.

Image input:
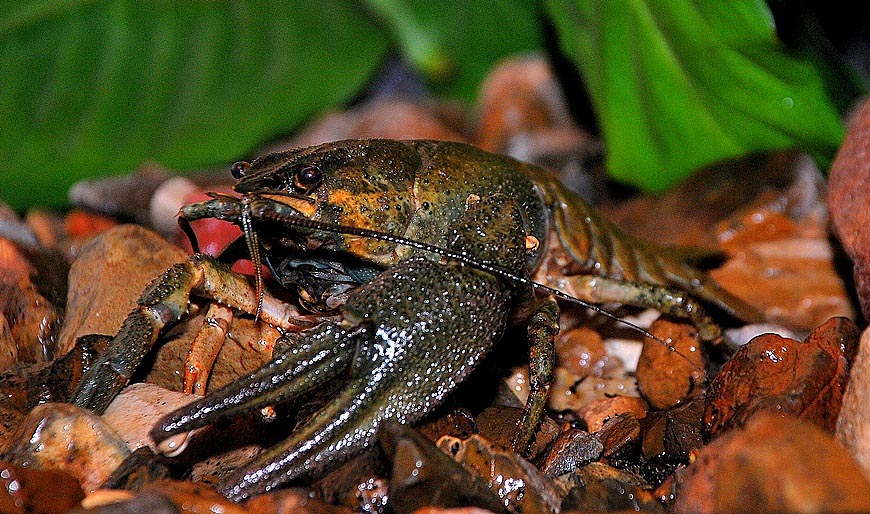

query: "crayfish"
left=70, top=139, right=761, bottom=500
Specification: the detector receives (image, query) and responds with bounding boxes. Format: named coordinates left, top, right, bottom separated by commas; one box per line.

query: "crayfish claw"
left=151, top=328, right=355, bottom=441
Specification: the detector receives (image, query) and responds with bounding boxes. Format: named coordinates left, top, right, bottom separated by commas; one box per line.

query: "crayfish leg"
left=554, top=274, right=722, bottom=342
left=217, top=374, right=380, bottom=501
left=184, top=302, right=235, bottom=395
left=514, top=296, right=560, bottom=455
left=71, top=254, right=307, bottom=414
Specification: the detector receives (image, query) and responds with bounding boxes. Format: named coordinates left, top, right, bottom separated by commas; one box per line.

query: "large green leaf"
left=363, top=0, right=544, bottom=100
left=545, top=0, right=846, bottom=191
left=0, top=1, right=390, bottom=209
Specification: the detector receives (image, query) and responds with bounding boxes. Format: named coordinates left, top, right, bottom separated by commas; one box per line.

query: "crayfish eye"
left=294, top=165, right=322, bottom=190
left=230, top=160, right=251, bottom=179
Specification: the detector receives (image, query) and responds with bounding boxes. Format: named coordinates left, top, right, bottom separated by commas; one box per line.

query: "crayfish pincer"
left=69, top=139, right=761, bottom=500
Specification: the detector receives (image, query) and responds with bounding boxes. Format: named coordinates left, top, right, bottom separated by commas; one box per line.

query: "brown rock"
left=0, top=274, right=60, bottom=368
left=0, top=313, right=15, bottom=371
left=836, top=327, right=870, bottom=477
left=474, top=405, right=560, bottom=460
left=579, top=396, right=648, bottom=433
left=57, top=224, right=187, bottom=355
left=539, top=427, right=603, bottom=477
left=635, top=317, right=705, bottom=410
left=560, top=462, right=662, bottom=513
left=595, top=412, right=641, bottom=459
left=554, top=326, right=608, bottom=378
left=710, top=208, right=855, bottom=333
left=437, top=433, right=564, bottom=514
left=475, top=55, right=576, bottom=154
left=288, top=100, right=466, bottom=150
left=675, top=412, right=870, bottom=514
left=147, top=312, right=279, bottom=393
left=416, top=408, right=477, bottom=443
left=547, top=365, right=638, bottom=414
left=413, top=509, right=500, bottom=514
left=641, top=398, right=705, bottom=462
left=705, top=317, right=859, bottom=436
left=0, top=461, right=85, bottom=514
left=0, top=238, right=61, bottom=368
left=312, top=450, right=387, bottom=510
left=378, top=422, right=505, bottom=514
left=245, top=487, right=354, bottom=514
left=602, top=152, right=801, bottom=248
left=102, top=383, right=197, bottom=453
left=0, top=334, right=109, bottom=428
left=829, top=98, right=870, bottom=320
left=142, top=479, right=252, bottom=514
left=2, top=403, right=130, bottom=493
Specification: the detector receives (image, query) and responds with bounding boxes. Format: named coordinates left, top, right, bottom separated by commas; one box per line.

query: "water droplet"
left=782, top=97, right=794, bottom=109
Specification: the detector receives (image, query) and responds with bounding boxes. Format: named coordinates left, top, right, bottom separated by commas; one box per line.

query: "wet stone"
left=82, top=479, right=251, bottom=514
left=560, top=462, right=662, bottom=514
left=0, top=333, right=109, bottom=431
left=836, top=327, right=870, bottom=478
left=711, top=186, right=855, bottom=332
left=378, top=422, right=505, bottom=514
left=146, top=312, right=279, bottom=394
left=641, top=398, right=705, bottom=462
left=1, top=403, right=130, bottom=493
left=57, top=225, right=187, bottom=356
left=635, top=317, right=705, bottom=410
left=554, top=326, right=608, bottom=378
left=475, top=405, right=560, bottom=460
left=675, top=412, right=870, bottom=514
left=578, top=395, right=648, bottom=433
left=705, top=317, right=859, bottom=436
left=547, top=366, right=639, bottom=415
left=437, top=433, right=564, bottom=514
left=245, top=487, right=355, bottom=514
left=71, top=490, right=179, bottom=514
left=595, top=412, right=641, bottom=459
left=0, top=271, right=60, bottom=369
left=312, top=448, right=387, bottom=510
left=102, top=383, right=198, bottom=453
left=539, top=427, right=604, bottom=477
left=0, top=461, right=86, bottom=514
left=828, top=97, right=870, bottom=320
left=415, top=408, right=477, bottom=443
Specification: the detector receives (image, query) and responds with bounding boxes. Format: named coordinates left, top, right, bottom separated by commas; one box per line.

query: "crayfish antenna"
left=177, top=216, right=201, bottom=253
left=240, top=200, right=265, bottom=320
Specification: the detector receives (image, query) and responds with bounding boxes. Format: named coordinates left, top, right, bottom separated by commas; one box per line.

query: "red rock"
left=705, top=317, right=859, bottom=436
left=836, top=327, right=870, bottom=477
left=828, top=98, right=870, bottom=320
left=636, top=317, right=705, bottom=410
left=675, top=412, right=870, bottom=513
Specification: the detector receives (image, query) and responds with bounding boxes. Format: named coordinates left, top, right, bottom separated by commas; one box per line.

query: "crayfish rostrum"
left=70, top=139, right=761, bottom=500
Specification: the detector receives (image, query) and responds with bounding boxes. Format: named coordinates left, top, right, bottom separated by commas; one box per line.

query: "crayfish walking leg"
left=71, top=254, right=307, bottom=413
left=514, top=295, right=560, bottom=454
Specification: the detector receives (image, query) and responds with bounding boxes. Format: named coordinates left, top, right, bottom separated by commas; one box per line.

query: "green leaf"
left=545, top=0, right=846, bottom=191
left=0, top=0, right=390, bottom=209
left=363, top=0, right=544, bottom=100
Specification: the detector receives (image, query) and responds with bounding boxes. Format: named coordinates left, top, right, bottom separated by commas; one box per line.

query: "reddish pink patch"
left=176, top=189, right=241, bottom=256
left=65, top=209, right=118, bottom=238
